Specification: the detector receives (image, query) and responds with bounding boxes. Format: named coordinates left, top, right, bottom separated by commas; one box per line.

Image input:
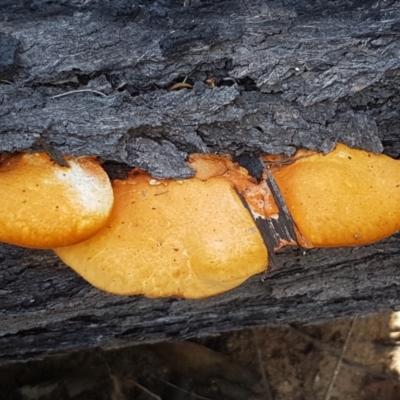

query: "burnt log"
left=1, top=0, right=400, bottom=362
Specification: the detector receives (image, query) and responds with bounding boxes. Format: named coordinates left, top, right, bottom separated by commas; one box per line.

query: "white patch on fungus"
left=55, top=159, right=113, bottom=214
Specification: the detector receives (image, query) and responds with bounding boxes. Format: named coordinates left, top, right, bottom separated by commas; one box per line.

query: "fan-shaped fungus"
left=263, top=143, right=400, bottom=248
left=54, top=162, right=268, bottom=298
left=0, top=152, right=113, bottom=248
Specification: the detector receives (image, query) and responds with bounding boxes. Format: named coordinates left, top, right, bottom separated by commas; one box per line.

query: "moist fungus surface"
left=54, top=169, right=268, bottom=298
left=264, top=144, right=400, bottom=248
left=0, top=152, right=113, bottom=248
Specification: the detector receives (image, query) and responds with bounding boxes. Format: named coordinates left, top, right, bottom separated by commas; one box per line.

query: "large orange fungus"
left=54, top=164, right=268, bottom=298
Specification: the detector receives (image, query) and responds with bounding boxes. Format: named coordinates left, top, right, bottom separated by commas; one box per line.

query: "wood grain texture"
left=1, top=236, right=400, bottom=362
left=1, top=0, right=400, bottom=362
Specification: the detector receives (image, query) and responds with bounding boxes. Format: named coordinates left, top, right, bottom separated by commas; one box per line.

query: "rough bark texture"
left=1, top=0, right=400, bottom=362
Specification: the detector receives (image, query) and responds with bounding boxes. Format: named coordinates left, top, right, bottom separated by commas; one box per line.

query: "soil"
left=1, top=311, right=400, bottom=400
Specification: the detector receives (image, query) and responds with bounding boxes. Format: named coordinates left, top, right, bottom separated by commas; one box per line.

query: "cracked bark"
left=1, top=0, right=400, bottom=362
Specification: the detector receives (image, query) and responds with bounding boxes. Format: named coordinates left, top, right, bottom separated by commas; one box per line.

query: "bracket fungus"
left=263, top=144, right=400, bottom=248
left=0, top=152, right=113, bottom=248
left=54, top=164, right=268, bottom=299
left=3, top=142, right=400, bottom=299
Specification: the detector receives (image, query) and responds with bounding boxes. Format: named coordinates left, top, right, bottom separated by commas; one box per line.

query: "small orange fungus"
left=188, top=153, right=279, bottom=218
left=0, top=152, right=113, bottom=248
left=263, top=144, right=400, bottom=248
left=54, top=164, right=268, bottom=298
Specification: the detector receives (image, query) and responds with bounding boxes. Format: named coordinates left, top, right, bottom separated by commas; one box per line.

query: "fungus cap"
left=0, top=152, right=113, bottom=248
left=54, top=169, right=268, bottom=298
left=264, top=144, right=400, bottom=247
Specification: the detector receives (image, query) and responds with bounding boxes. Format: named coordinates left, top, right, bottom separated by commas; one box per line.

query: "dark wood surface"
left=1, top=0, right=400, bottom=362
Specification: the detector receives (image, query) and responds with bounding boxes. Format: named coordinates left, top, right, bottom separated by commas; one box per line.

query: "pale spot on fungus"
left=54, top=168, right=268, bottom=299
left=0, top=152, right=113, bottom=248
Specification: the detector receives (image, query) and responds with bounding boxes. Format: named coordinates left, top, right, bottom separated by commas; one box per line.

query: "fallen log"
left=1, top=0, right=400, bottom=362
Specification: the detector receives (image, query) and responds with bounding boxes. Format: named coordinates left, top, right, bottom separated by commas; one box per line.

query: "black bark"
left=1, top=0, right=400, bottom=362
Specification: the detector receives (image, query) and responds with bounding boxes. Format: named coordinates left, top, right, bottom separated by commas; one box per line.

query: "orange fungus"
left=54, top=164, right=268, bottom=299
left=263, top=143, right=400, bottom=248
left=188, top=153, right=279, bottom=218
left=0, top=152, right=113, bottom=248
